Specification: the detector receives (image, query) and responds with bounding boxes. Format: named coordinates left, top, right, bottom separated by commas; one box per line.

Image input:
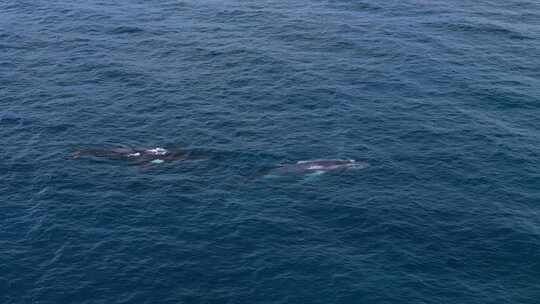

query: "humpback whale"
left=265, top=159, right=368, bottom=177
left=71, top=145, right=203, bottom=165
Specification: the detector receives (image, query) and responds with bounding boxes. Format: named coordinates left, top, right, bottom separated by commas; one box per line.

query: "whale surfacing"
left=70, top=145, right=203, bottom=165
left=265, top=159, right=368, bottom=177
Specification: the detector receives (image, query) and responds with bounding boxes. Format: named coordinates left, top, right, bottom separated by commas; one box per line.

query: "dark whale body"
left=265, top=159, right=368, bottom=177
left=71, top=146, right=204, bottom=165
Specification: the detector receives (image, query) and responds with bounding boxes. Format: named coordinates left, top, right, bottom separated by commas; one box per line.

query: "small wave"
left=0, top=112, right=24, bottom=125
left=109, top=26, right=144, bottom=34
left=429, top=21, right=532, bottom=40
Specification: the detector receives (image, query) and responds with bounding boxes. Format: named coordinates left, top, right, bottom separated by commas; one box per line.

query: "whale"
left=265, top=159, right=368, bottom=177
left=71, top=145, right=204, bottom=165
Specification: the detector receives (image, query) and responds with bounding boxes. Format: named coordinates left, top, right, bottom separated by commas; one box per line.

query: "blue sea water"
left=1, top=0, right=540, bottom=303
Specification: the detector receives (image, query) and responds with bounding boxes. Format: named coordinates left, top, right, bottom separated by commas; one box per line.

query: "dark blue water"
left=2, top=0, right=540, bottom=303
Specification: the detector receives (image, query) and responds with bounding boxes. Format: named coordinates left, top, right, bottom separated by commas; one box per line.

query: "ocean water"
left=1, top=0, right=540, bottom=303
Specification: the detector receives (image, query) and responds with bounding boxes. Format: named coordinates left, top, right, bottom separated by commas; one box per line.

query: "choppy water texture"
left=2, top=0, right=540, bottom=303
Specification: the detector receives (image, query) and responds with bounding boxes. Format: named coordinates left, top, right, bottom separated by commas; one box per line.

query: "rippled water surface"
left=2, top=0, right=540, bottom=303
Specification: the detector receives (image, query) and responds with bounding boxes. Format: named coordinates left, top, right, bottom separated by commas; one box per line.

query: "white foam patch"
left=150, top=159, right=164, bottom=164
left=146, top=147, right=168, bottom=155
left=296, top=159, right=330, bottom=164
left=304, top=170, right=326, bottom=181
